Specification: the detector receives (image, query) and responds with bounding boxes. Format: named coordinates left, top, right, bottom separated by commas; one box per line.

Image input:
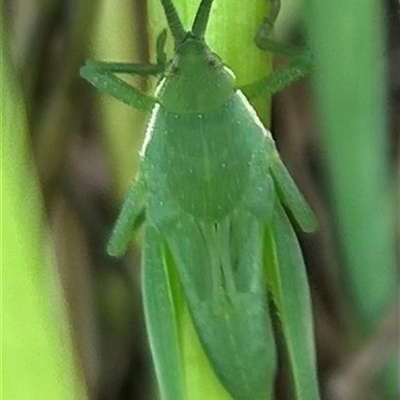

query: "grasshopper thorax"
left=156, top=36, right=235, bottom=114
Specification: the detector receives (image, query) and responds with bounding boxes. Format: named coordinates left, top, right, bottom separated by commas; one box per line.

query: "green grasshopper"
left=81, top=0, right=319, bottom=399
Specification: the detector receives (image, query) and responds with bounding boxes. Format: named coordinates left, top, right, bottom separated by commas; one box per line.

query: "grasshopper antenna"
left=159, top=0, right=186, bottom=46
left=191, top=0, right=214, bottom=39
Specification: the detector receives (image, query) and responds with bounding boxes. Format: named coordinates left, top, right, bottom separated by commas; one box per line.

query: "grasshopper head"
left=157, top=36, right=235, bottom=113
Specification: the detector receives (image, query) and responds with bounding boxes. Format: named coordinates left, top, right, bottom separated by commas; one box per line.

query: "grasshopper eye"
left=171, top=65, right=180, bottom=74
left=208, top=53, right=223, bottom=68
left=166, top=60, right=180, bottom=77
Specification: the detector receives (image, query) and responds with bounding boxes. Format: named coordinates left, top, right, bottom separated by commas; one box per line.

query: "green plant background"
left=1, top=0, right=398, bottom=399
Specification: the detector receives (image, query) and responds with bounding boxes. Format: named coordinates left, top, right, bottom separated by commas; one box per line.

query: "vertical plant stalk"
left=90, top=0, right=148, bottom=198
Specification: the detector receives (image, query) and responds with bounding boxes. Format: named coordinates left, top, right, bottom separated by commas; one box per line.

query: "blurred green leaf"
left=304, top=0, right=396, bottom=330
left=1, top=20, right=87, bottom=400
left=304, top=0, right=397, bottom=396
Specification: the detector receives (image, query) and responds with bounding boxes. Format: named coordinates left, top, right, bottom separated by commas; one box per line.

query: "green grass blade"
left=264, top=205, right=320, bottom=400
left=303, top=0, right=398, bottom=394
left=303, top=0, right=397, bottom=328
left=1, top=21, right=87, bottom=400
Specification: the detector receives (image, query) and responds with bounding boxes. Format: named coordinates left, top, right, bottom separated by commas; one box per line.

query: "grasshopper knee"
left=255, top=0, right=281, bottom=50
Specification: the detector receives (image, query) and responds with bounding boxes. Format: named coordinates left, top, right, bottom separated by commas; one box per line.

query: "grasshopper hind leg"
left=159, top=211, right=277, bottom=400
left=142, top=226, right=185, bottom=400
